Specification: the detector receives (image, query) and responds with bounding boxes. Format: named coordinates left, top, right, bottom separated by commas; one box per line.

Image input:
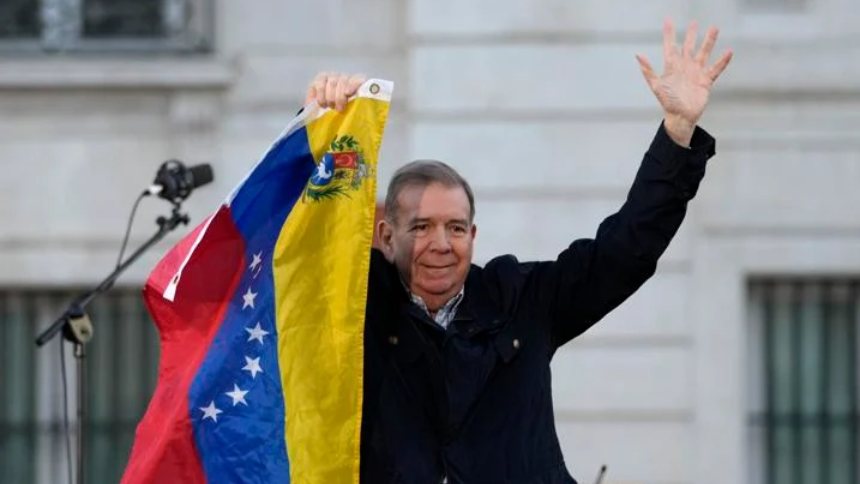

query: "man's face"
left=378, top=182, right=476, bottom=311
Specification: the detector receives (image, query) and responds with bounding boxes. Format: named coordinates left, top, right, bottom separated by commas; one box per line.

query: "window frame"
left=747, top=278, right=860, bottom=484
left=0, top=288, right=161, bottom=484
left=0, top=0, right=214, bottom=54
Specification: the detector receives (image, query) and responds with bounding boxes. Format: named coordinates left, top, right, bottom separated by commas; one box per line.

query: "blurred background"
left=0, top=0, right=858, bottom=483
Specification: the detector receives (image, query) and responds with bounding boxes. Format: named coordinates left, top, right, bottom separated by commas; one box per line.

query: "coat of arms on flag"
left=306, top=134, right=372, bottom=201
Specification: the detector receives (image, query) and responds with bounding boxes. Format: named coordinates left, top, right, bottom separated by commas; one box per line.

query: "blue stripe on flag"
left=188, top=126, right=316, bottom=482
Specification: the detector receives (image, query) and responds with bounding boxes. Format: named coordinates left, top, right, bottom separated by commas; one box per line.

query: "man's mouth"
left=421, top=263, right=454, bottom=270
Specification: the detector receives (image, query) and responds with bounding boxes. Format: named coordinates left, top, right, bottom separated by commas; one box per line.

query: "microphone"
left=144, top=160, right=214, bottom=202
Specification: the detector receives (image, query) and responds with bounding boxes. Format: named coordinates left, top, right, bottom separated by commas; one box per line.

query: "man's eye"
left=450, top=225, right=467, bottom=234
left=411, top=224, right=428, bottom=232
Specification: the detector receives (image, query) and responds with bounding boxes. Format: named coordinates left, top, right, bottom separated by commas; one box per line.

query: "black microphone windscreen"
left=189, top=164, right=214, bottom=189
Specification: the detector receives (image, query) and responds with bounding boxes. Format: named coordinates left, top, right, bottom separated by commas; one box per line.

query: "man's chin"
left=419, top=266, right=458, bottom=280
left=414, top=279, right=457, bottom=298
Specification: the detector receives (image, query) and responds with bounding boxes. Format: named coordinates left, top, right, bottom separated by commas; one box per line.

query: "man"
left=306, top=20, right=731, bottom=484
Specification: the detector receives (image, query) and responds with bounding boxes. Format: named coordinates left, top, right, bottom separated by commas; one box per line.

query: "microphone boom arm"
left=35, top=203, right=189, bottom=347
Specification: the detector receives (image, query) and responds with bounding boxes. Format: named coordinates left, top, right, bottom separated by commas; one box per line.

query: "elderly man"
left=305, top=20, right=731, bottom=484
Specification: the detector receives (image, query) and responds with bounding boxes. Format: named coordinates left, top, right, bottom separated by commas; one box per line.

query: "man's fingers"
left=334, top=76, right=349, bottom=111
left=347, top=73, right=367, bottom=97
left=662, top=18, right=677, bottom=64
left=337, top=74, right=367, bottom=110
left=324, top=75, right=338, bottom=109
left=682, top=20, right=698, bottom=58
left=306, top=72, right=327, bottom=106
left=304, top=86, right=317, bottom=106
left=314, top=72, right=331, bottom=106
left=636, top=54, right=658, bottom=81
left=635, top=54, right=660, bottom=93
left=336, top=74, right=368, bottom=111
left=695, top=26, right=719, bottom=66
left=707, top=49, right=733, bottom=82
left=305, top=72, right=366, bottom=110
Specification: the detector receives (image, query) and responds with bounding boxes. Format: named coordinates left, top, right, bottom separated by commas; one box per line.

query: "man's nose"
left=428, top=226, right=452, bottom=251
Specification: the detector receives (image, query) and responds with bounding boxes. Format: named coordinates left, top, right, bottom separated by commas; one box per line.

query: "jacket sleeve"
left=534, top=122, right=716, bottom=349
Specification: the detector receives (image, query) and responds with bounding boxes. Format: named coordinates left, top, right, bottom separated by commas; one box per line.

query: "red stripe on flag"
left=122, top=207, right=246, bottom=484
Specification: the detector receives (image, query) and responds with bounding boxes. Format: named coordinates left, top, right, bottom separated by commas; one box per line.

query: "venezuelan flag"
left=121, top=79, right=393, bottom=484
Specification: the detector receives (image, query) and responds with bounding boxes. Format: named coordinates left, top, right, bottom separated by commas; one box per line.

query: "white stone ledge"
left=411, top=118, right=660, bottom=191
left=472, top=197, right=693, bottom=264
left=570, top=334, right=692, bottom=349
left=720, top=43, right=860, bottom=93
left=0, top=58, right=235, bottom=89
left=411, top=110, right=657, bottom=121
left=0, top=245, right=167, bottom=285
left=695, top=237, right=860, bottom=276
left=554, top=409, right=693, bottom=422
left=410, top=32, right=661, bottom=46
left=411, top=43, right=860, bottom=115
left=220, top=0, right=404, bottom=53
left=473, top=188, right=630, bottom=201
left=409, top=0, right=688, bottom=36
left=228, top=52, right=406, bottom=111
left=706, top=97, right=860, bottom=152
left=701, top=226, right=860, bottom=238
left=718, top=137, right=860, bottom=152
left=556, top=419, right=693, bottom=483
left=411, top=44, right=656, bottom=112
left=552, top=345, right=691, bottom=414
left=697, top=150, right=860, bottom=231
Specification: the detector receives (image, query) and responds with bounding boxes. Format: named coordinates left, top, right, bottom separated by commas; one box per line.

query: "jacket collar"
left=451, top=264, right=507, bottom=336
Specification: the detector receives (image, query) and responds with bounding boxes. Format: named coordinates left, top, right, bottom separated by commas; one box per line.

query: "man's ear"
left=377, top=219, right=396, bottom=262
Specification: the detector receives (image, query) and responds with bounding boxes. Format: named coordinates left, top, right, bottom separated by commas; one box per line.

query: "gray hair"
left=384, top=159, right=475, bottom=224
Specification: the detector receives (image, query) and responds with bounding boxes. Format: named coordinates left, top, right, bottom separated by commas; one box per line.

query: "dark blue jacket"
left=360, top=124, right=715, bottom=483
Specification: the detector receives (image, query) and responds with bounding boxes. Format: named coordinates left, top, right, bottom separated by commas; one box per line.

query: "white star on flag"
left=249, top=252, right=263, bottom=272
left=242, top=287, right=257, bottom=310
left=242, top=356, right=263, bottom=379
left=200, top=401, right=223, bottom=422
left=245, top=322, right=269, bottom=345
left=225, top=383, right=249, bottom=406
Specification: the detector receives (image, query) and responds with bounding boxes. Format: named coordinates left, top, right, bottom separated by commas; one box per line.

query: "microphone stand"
left=35, top=200, right=189, bottom=484
left=593, top=465, right=607, bottom=484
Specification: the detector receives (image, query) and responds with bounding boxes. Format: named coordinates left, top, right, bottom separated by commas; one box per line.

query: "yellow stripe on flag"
left=273, top=83, right=391, bottom=484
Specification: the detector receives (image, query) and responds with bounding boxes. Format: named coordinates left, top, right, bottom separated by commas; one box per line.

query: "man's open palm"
left=636, top=19, right=732, bottom=139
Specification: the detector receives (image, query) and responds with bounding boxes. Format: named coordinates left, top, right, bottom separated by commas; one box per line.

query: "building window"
left=0, top=0, right=212, bottom=53
left=0, top=289, right=159, bottom=484
left=0, top=1, right=40, bottom=39
left=83, top=0, right=165, bottom=38
left=748, top=279, right=859, bottom=484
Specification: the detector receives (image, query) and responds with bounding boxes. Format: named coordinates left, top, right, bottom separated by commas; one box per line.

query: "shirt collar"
left=402, top=280, right=465, bottom=330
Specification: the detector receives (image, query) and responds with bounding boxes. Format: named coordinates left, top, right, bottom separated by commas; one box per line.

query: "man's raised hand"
left=636, top=19, right=733, bottom=146
left=304, top=72, right=367, bottom=112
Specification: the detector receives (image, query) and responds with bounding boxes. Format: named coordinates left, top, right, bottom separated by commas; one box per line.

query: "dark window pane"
left=749, top=280, right=859, bottom=484
left=83, top=0, right=163, bottom=38
left=85, top=292, right=160, bottom=482
left=0, top=289, right=159, bottom=483
left=0, top=0, right=40, bottom=38
left=0, top=293, right=37, bottom=484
